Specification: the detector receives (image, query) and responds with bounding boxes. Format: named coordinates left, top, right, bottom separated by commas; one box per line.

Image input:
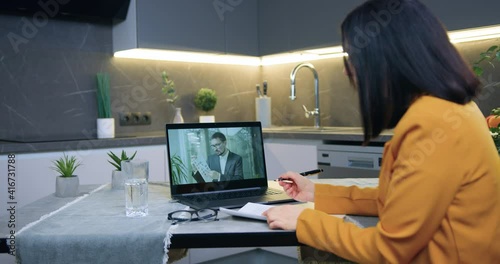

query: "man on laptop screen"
left=192, top=131, right=243, bottom=182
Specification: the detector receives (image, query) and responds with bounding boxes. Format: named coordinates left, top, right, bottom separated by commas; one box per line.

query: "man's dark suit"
left=206, top=151, right=243, bottom=181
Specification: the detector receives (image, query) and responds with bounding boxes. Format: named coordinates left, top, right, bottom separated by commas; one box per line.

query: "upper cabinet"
left=113, top=0, right=258, bottom=56
left=225, top=0, right=259, bottom=56
left=258, top=0, right=364, bottom=55
left=114, top=0, right=500, bottom=57
left=258, top=0, right=500, bottom=56
left=135, top=0, right=225, bottom=52
left=420, top=0, right=500, bottom=31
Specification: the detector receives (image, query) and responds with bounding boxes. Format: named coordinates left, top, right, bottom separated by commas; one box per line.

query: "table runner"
left=15, top=183, right=187, bottom=264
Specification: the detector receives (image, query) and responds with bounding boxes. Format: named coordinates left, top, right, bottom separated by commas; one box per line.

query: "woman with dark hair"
left=263, top=0, right=500, bottom=263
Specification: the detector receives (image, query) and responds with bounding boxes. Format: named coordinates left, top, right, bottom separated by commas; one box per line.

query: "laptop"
left=165, top=121, right=295, bottom=209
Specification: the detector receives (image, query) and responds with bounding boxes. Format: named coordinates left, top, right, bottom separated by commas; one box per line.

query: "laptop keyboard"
left=184, top=188, right=282, bottom=202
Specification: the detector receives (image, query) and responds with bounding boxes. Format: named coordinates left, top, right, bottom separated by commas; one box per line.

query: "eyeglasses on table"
left=167, top=208, right=219, bottom=224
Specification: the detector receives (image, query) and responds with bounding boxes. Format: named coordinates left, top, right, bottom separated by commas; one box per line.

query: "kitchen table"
left=0, top=179, right=378, bottom=264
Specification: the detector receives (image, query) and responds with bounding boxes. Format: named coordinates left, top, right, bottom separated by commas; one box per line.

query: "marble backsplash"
left=0, top=14, right=498, bottom=142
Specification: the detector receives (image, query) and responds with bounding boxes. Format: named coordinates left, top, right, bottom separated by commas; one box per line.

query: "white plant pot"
left=199, top=115, right=215, bottom=123
left=97, top=118, right=115, bottom=139
left=111, top=170, right=125, bottom=190
left=55, top=176, right=80, bottom=198
left=172, top=107, right=184, bottom=123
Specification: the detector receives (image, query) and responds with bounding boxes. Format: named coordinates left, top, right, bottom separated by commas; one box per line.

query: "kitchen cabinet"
left=114, top=0, right=259, bottom=55
left=225, top=0, right=259, bottom=56
left=114, top=0, right=500, bottom=57
left=263, top=137, right=383, bottom=179
left=0, top=145, right=167, bottom=219
left=420, top=0, right=500, bottom=31
left=263, top=138, right=320, bottom=179
left=317, top=144, right=383, bottom=178
left=135, top=0, right=225, bottom=53
left=258, top=0, right=364, bottom=55
left=258, top=0, right=500, bottom=56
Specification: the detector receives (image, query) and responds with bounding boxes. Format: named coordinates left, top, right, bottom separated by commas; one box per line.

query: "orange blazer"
left=296, top=96, right=500, bottom=263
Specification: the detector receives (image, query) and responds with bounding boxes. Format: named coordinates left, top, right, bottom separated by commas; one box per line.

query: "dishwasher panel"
left=317, top=144, right=383, bottom=178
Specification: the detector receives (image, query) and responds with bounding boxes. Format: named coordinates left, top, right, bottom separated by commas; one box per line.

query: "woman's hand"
left=277, top=171, right=315, bottom=202
left=263, top=204, right=306, bottom=230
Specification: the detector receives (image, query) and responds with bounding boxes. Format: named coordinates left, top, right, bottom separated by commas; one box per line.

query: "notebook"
left=165, top=121, right=295, bottom=209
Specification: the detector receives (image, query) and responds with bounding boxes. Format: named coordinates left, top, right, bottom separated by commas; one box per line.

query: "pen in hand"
left=275, top=169, right=324, bottom=183
left=299, top=169, right=324, bottom=176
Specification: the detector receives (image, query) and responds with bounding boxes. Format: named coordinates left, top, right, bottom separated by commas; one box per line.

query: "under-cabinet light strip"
left=114, top=48, right=261, bottom=66
left=449, top=25, right=500, bottom=43
left=113, top=25, right=500, bottom=66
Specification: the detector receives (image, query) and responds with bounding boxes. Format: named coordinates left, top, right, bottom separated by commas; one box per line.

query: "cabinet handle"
left=347, top=158, right=374, bottom=169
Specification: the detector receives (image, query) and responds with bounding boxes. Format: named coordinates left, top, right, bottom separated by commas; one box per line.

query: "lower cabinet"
left=317, top=144, right=384, bottom=178
left=263, top=139, right=320, bottom=179
left=263, top=138, right=384, bottom=179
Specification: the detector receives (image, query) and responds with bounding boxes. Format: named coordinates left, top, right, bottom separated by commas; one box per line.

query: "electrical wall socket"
left=119, top=112, right=152, bottom=126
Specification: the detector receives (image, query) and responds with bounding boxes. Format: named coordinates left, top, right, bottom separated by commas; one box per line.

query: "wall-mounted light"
left=113, top=25, right=500, bottom=66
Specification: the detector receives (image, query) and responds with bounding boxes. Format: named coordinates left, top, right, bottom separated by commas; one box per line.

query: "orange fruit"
left=487, top=115, right=500, bottom=128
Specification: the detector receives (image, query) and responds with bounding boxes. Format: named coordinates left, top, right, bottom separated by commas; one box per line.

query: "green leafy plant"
left=170, top=153, right=188, bottom=184
left=96, top=72, right=111, bottom=118
left=107, top=150, right=137, bottom=171
left=161, top=71, right=178, bottom=105
left=473, top=45, right=500, bottom=77
left=51, top=154, right=82, bottom=177
left=473, top=43, right=500, bottom=155
left=194, top=88, right=217, bottom=113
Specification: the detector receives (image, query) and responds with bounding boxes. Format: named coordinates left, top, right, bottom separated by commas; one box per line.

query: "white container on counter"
left=255, top=97, right=271, bottom=128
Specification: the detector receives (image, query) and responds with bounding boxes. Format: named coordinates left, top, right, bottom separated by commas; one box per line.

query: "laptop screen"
left=166, top=122, right=268, bottom=196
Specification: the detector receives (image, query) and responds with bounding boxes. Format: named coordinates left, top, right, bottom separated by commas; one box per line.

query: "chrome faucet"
left=290, top=62, right=320, bottom=128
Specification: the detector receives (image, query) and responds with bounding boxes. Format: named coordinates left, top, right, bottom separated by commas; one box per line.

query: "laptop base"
left=175, top=188, right=295, bottom=209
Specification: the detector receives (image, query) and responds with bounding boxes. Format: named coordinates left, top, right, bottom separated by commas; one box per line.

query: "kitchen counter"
left=0, top=127, right=393, bottom=154
left=263, top=126, right=393, bottom=145
left=0, top=133, right=166, bottom=155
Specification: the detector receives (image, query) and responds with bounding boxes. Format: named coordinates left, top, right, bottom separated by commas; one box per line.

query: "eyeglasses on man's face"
left=210, top=142, right=224, bottom=149
left=167, top=208, right=219, bottom=224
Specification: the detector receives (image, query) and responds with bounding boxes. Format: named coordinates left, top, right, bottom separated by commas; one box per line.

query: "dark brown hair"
left=211, top=132, right=226, bottom=142
left=341, top=0, right=480, bottom=144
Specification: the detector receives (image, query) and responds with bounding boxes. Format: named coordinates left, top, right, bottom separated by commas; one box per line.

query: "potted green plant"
left=161, top=71, right=184, bottom=123
left=473, top=43, right=500, bottom=155
left=107, top=150, right=137, bottom=190
left=51, top=153, right=82, bottom=197
left=194, top=87, right=217, bottom=122
left=96, top=72, right=115, bottom=138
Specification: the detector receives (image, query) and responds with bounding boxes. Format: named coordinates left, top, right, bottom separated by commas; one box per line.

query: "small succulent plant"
left=51, top=153, right=82, bottom=177
left=107, top=150, right=137, bottom=171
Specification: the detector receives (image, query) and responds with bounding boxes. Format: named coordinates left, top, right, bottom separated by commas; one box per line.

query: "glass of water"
left=122, top=160, right=149, bottom=217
